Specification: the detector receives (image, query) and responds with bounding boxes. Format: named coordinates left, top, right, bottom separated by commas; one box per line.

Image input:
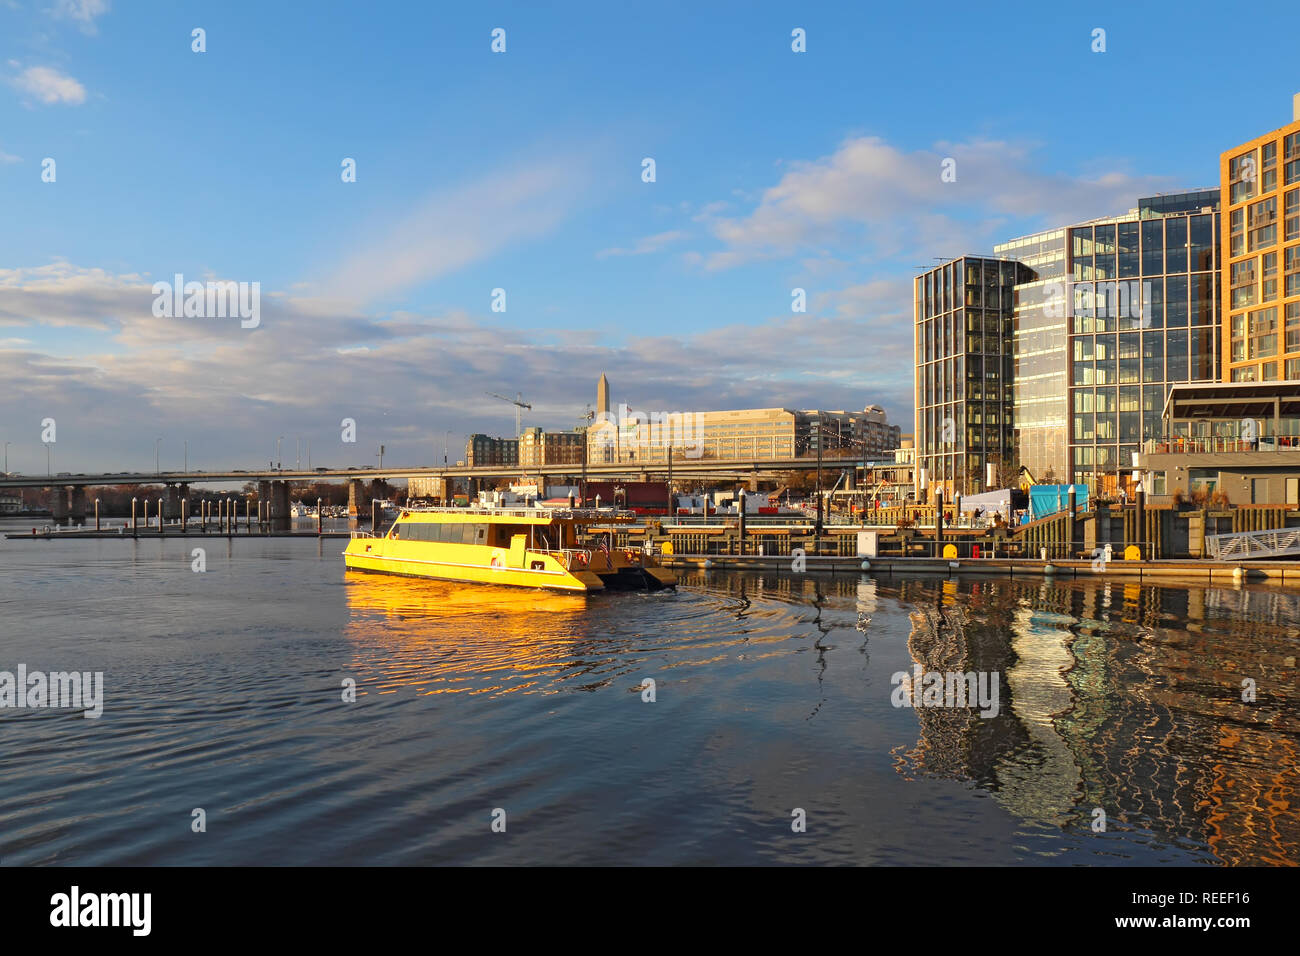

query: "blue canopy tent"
left=1028, top=484, right=1089, bottom=521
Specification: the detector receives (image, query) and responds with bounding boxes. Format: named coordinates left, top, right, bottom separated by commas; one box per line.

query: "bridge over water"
left=0, top=457, right=877, bottom=528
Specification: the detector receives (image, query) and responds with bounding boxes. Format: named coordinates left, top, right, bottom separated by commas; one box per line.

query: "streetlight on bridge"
left=276, top=436, right=284, bottom=472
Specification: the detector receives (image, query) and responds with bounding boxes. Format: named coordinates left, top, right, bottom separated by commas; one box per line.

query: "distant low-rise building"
left=519, top=427, right=585, bottom=469
left=465, top=434, right=518, bottom=468
left=584, top=374, right=900, bottom=463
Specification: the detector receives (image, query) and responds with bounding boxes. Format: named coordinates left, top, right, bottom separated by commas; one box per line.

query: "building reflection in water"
left=889, top=575, right=1300, bottom=866
left=343, top=566, right=1298, bottom=864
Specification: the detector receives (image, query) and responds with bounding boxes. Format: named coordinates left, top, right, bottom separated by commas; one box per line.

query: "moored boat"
left=342, top=506, right=676, bottom=592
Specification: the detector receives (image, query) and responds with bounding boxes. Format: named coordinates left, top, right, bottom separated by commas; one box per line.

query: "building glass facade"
left=1066, top=193, right=1221, bottom=493
left=995, top=229, right=1068, bottom=483
left=914, top=256, right=1029, bottom=497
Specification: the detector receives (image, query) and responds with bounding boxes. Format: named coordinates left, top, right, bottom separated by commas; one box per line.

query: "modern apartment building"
left=1221, top=96, right=1300, bottom=383
left=914, top=256, right=1029, bottom=497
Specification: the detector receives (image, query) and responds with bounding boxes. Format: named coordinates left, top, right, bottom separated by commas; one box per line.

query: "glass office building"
left=914, top=256, right=1030, bottom=497
left=1066, top=192, right=1221, bottom=493
left=917, top=193, right=1222, bottom=499
left=994, top=228, right=1068, bottom=483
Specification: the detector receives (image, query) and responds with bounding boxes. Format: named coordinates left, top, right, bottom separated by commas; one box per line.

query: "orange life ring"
left=575, top=551, right=588, bottom=565
left=490, top=551, right=505, bottom=569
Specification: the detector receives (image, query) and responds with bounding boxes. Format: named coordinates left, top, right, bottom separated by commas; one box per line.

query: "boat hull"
left=343, top=547, right=607, bottom=592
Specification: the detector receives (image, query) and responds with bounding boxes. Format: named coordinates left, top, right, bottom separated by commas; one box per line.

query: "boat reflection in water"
left=342, top=574, right=599, bottom=698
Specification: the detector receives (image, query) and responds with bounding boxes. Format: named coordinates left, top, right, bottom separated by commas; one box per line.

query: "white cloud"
left=11, top=65, right=87, bottom=105
left=0, top=262, right=911, bottom=470
left=322, top=156, right=590, bottom=305
left=694, top=135, right=1174, bottom=269
left=596, top=230, right=688, bottom=258
left=0, top=145, right=20, bottom=164
left=52, top=0, right=110, bottom=34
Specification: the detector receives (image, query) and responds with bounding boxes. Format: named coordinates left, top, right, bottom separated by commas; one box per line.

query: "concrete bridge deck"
left=0, top=455, right=867, bottom=490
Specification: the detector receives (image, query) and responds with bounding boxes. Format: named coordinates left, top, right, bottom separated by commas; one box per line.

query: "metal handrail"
left=1145, top=436, right=1300, bottom=455
left=350, top=530, right=375, bottom=538
left=1206, top=527, right=1300, bottom=560
left=540, top=547, right=594, bottom=570
left=399, top=505, right=637, bottom=520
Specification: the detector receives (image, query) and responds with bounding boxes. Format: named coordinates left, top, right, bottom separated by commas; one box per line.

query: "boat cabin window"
left=396, top=522, right=487, bottom=544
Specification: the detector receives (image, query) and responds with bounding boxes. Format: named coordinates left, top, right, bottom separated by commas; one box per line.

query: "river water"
left=1, top=518, right=1296, bottom=866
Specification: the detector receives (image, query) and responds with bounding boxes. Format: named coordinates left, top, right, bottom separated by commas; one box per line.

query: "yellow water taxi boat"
left=343, top=506, right=676, bottom=592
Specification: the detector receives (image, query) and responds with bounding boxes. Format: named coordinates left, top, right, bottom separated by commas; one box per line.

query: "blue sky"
left=2, top=0, right=1298, bottom=473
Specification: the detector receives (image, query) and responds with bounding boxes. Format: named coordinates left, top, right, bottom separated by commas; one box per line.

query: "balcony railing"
left=1143, top=436, right=1300, bottom=455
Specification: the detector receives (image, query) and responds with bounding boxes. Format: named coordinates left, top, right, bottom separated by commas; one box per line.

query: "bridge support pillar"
left=269, top=480, right=291, bottom=532
left=69, top=486, right=87, bottom=526
left=347, top=479, right=363, bottom=517
left=165, top=484, right=182, bottom=519
left=50, top=486, right=69, bottom=526
left=368, top=479, right=388, bottom=504
left=749, top=471, right=760, bottom=493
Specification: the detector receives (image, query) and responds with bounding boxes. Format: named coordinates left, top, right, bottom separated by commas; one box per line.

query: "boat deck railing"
left=400, top=505, right=638, bottom=521
left=538, top=547, right=595, bottom=570
left=350, top=530, right=375, bottom=539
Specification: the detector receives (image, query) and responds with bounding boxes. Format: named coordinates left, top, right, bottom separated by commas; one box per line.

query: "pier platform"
left=660, top=553, right=1300, bottom=582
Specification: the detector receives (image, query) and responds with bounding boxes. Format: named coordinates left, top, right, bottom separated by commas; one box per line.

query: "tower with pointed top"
left=597, top=373, right=610, bottom=416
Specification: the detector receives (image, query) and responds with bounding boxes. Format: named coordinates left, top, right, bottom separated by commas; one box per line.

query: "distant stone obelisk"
left=595, top=372, right=615, bottom=462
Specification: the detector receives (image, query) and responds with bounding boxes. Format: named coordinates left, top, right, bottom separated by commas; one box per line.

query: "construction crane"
left=578, top=403, right=595, bottom=428
left=486, top=391, right=532, bottom=438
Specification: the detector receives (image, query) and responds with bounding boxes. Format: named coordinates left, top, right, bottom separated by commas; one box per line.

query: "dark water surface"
left=1, top=520, right=1297, bottom=865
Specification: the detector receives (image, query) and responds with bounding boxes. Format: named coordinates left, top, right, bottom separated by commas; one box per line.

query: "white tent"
left=956, top=488, right=1012, bottom=516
